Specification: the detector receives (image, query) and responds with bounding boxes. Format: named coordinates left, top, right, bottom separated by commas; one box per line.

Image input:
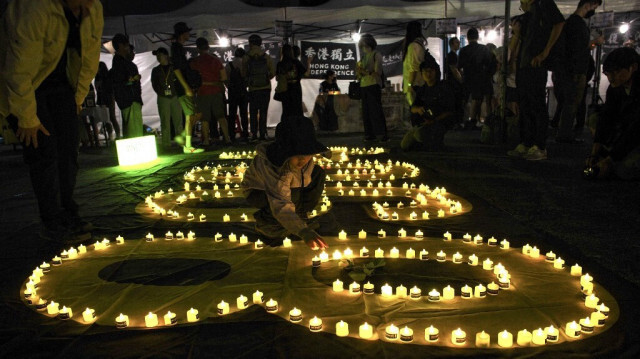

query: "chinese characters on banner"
left=375, top=40, right=404, bottom=77
left=186, top=43, right=281, bottom=64
left=301, top=41, right=358, bottom=80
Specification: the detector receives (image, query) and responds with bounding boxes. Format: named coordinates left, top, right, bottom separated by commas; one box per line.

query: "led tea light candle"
left=187, top=213, right=194, bottom=221
left=238, top=234, right=248, bottom=244
left=565, top=321, right=581, bottom=338
left=410, top=212, right=418, bottom=220
left=319, top=251, right=329, bottom=262
left=359, top=230, right=367, bottom=239
left=487, top=237, right=497, bottom=246
left=529, top=246, right=540, bottom=258
left=82, top=308, right=96, bottom=322
left=360, top=247, right=369, bottom=257
left=426, top=325, right=439, bottom=342
left=282, top=238, right=292, bottom=248
left=517, top=329, right=532, bottom=346
left=476, top=330, right=490, bottom=348
left=67, top=247, right=78, bottom=259
left=116, top=313, right=129, bottom=328
left=428, top=289, right=441, bottom=302
left=545, top=325, right=559, bottom=342
left=580, top=273, right=593, bottom=288
left=223, top=214, right=230, bottom=222
left=254, top=239, right=264, bottom=249
left=51, top=256, right=62, bottom=265
left=463, top=233, right=472, bottom=243
left=571, top=264, right=583, bottom=276
left=176, top=231, right=184, bottom=240
left=375, top=248, right=384, bottom=258
left=187, top=308, right=199, bottom=322
left=420, top=249, right=429, bottom=260
left=414, top=230, right=423, bottom=239
left=493, top=263, right=505, bottom=275
left=522, top=244, right=531, bottom=255
left=545, top=251, right=556, bottom=262
left=398, top=228, right=406, bottom=238
left=500, top=239, right=510, bottom=249
left=363, top=282, right=374, bottom=294
left=474, top=234, right=483, bottom=245
left=582, top=282, right=594, bottom=297
left=452, top=252, right=463, bottom=264
left=474, top=284, right=487, bottom=298
left=312, top=256, right=321, bottom=267
left=468, top=254, right=479, bottom=266
left=145, top=312, right=159, bottom=327
left=579, top=317, right=594, bottom=334
left=265, top=299, right=278, bottom=313
left=554, top=257, right=565, bottom=269
left=343, top=247, right=353, bottom=259
left=442, top=285, right=455, bottom=300
left=253, top=290, right=264, bottom=304
left=410, top=286, right=422, bottom=299
left=532, top=328, right=546, bottom=345
left=58, top=306, right=72, bottom=320
left=461, top=285, right=472, bottom=299
left=498, top=330, right=513, bottom=348
left=437, top=209, right=445, bottom=217
left=591, top=311, right=606, bottom=327
left=452, top=328, right=466, bottom=345
left=35, top=298, right=47, bottom=311
left=378, top=229, right=386, bottom=238
left=309, top=316, right=323, bottom=332
left=332, top=250, right=342, bottom=260
left=585, top=294, right=599, bottom=308
left=334, top=320, right=350, bottom=337
left=385, top=324, right=399, bottom=340
left=598, top=303, right=610, bottom=318
left=39, top=262, right=51, bottom=273
left=376, top=283, right=392, bottom=297
left=359, top=322, right=373, bottom=339
left=390, top=247, right=399, bottom=258
left=333, top=279, right=344, bottom=292
left=47, top=301, right=59, bottom=315
left=349, top=282, right=361, bottom=294
left=338, top=230, right=347, bottom=240
left=422, top=211, right=429, bottom=220
left=348, top=189, right=355, bottom=196
left=443, top=231, right=452, bottom=241
left=400, top=326, right=414, bottom=342
left=289, top=307, right=302, bottom=323
left=498, top=276, right=511, bottom=289
left=228, top=233, right=237, bottom=242
left=436, top=250, right=446, bottom=262
left=396, top=285, right=407, bottom=298
left=406, top=248, right=416, bottom=259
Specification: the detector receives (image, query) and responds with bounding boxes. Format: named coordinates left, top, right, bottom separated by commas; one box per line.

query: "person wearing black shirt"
left=556, top=0, right=601, bottom=143
left=401, top=56, right=460, bottom=151
left=319, top=70, right=340, bottom=94
left=317, top=70, right=340, bottom=131
left=276, top=44, right=308, bottom=122
left=110, top=33, right=143, bottom=138
left=587, top=47, right=640, bottom=180
left=151, top=47, right=184, bottom=149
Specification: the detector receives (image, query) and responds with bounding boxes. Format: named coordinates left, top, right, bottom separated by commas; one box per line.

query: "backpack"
left=246, top=53, right=270, bottom=88
left=227, top=62, right=246, bottom=95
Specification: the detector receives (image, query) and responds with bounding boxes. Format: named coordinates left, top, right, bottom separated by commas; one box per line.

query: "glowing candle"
left=452, top=328, right=466, bottom=345
left=452, top=252, right=463, bottom=264
left=498, top=276, right=510, bottom=289
left=598, top=303, right=610, bottom=317
left=517, top=329, right=532, bottom=346
left=238, top=234, right=247, bottom=244
left=164, top=232, right=173, bottom=240
left=565, top=321, right=581, bottom=338
left=522, top=244, right=531, bottom=255
left=529, top=246, right=540, bottom=258
left=390, top=247, right=399, bottom=258
left=426, top=325, right=439, bottom=342
left=585, top=294, right=600, bottom=309
left=483, top=258, right=494, bottom=270
left=336, top=320, right=349, bottom=337
left=46, top=301, right=59, bottom=315
left=580, top=273, right=593, bottom=288
left=187, top=308, right=199, bottom=322
left=545, top=251, right=556, bottom=262
left=343, top=247, right=353, bottom=259
left=591, top=311, right=606, bottom=327
left=312, top=256, right=321, bottom=267
left=545, top=325, right=559, bottom=342
left=422, top=211, right=429, bottom=219
left=461, top=285, right=472, bottom=299
left=176, top=231, right=184, bottom=240
left=187, top=212, right=194, bottom=221
left=442, top=285, right=455, bottom=300
left=498, top=330, right=513, bottom=347
left=254, top=239, right=264, bottom=249
left=82, top=308, right=96, bottom=322
left=474, top=284, right=487, bottom=298
left=39, top=262, right=51, bottom=273
left=266, top=298, right=278, bottom=313
left=398, top=228, right=406, bottom=238
left=360, top=247, right=369, bottom=257
left=349, top=282, right=361, bottom=294
left=571, top=263, right=583, bottom=276
left=378, top=229, right=386, bottom=238
left=488, top=237, right=497, bottom=246
left=359, top=230, right=367, bottom=239
left=282, top=238, right=292, bottom=247
left=443, top=231, right=452, bottom=241
left=332, top=250, right=342, bottom=260
left=116, top=313, right=129, bottom=328
left=375, top=248, right=384, bottom=258
left=145, top=312, right=159, bottom=327
left=385, top=324, right=399, bottom=340
left=428, top=289, right=440, bottom=302
left=414, top=230, right=423, bottom=239
left=253, top=290, right=264, bottom=304
left=363, top=282, right=375, bottom=294
left=437, top=209, right=445, bottom=217
left=580, top=317, right=594, bottom=334
left=396, top=284, right=407, bottom=298
left=381, top=283, right=393, bottom=297
left=493, top=263, right=505, bottom=275
left=463, top=233, right=472, bottom=243
left=532, top=328, right=546, bottom=345
left=187, top=231, right=195, bottom=240
left=473, top=234, right=483, bottom=245
left=500, top=239, right=510, bottom=249
left=406, top=248, right=416, bottom=259
left=436, top=250, right=446, bottom=262
left=309, top=316, right=323, bottom=332
left=289, top=307, right=302, bottom=322
left=67, top=247, right=78, bottom=259
left=58, top=306, right=72, bottom=320
left=333, top=279, right=344, bottom=292
left=487, top=282, right=499, bottom=295
left=554, top=257, right=565, bottom=269
left=359, top=322, right=373, bottom=339
left=468, top=254, right=479, bottom=266
left=223, top=214, right=230, bottom=222
left=319, top=251, right=329, bottom=262
left=391, top=212, right=399, bottom=220
left=476, top=330, right=490, bottom=348
left=338, top=230, right=347, bottom=240
left=410, top=286, right=421, bottom=299
left=410, top=212, right=417, bottom=220
left=400, top=326, right=414, bottom=342
left=420, top=249, right=429, bottom=260
left=229, top=233, right=237, bottom=242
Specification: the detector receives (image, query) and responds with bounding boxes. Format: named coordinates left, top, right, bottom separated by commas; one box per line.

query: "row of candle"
left=219, top=150, right=256, bottom=159
left=329, top=281, right=499, bottom=300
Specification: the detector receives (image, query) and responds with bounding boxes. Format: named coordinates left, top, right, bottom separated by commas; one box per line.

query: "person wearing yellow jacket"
left=0, top=0, right=103, bottom=244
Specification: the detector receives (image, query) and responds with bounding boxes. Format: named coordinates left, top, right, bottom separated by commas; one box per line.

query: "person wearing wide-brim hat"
left=242, top=116, right=333, bottom=250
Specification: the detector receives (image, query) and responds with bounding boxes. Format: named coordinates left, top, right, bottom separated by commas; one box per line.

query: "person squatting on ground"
left=151, top=47, right=184, bottom=149
left=0, top=0, right=103, bottom=244
left=585, top=47, right=640, bottom=180
left=110, top=33, right=143, bottom=139
left=243, top=34, right=276, bottom=141
left=401, top=55, right=461, bottom=151
left=357, top=34, right=388, bottom=143
left=170, top=21, right=204, bottom=153
left=242, top=116, right=335, bottom=250
left=191, top=37, right=231, bottom=145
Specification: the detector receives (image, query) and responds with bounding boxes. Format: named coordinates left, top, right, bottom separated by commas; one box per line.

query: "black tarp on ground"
left=0, top=130, right=639, bottom=358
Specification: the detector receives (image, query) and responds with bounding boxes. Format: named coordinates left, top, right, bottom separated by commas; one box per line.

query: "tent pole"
left=500, top=0, right=511, bottom=143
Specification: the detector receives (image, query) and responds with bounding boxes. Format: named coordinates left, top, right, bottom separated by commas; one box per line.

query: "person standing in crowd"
left=458, top=28, right=497, bottom=130
left=171, top=21, right=204, bottom=153
left=243, top=34, right=275, bottom=141
left=555, top=0, right=602, bottom=144
left=242, top=116, right=331, bottom=249
left=401, top=55, right=460, bottom=151
left=507, top=0, right=564, bottom=160
left=586, top=47, right=640, bottom=180
left=317, top=70, right=340, bottom=132
left=95, top=61, right=120, bottom=139
left=150, top=47, right=184, bottom=150
left=226, top=47, right=249, bottom=141
left=0, top=0, right=103, bottom=243
left=445, top=37, right=465, bottom=129
left=357, top=34, right=388, bottom=143
left=402, top=21, right=426, bottom=108
left=110, top=34, right=143, bottom=139
left=190, top=37, right=231, bottom=146
left=276, top=44, right=307, bottom=122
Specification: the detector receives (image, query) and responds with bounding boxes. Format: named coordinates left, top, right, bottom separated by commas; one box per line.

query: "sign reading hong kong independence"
left=302, top=41, right=358, bottom=80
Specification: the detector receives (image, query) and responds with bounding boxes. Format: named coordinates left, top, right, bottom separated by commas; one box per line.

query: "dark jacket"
left=110, top=54, right=142, bottom=109
left=151, top=64, right=178, bottom=98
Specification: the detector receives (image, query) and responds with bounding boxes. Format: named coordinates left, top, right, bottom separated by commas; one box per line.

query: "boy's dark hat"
left=173, top=22, right=192, bottom=36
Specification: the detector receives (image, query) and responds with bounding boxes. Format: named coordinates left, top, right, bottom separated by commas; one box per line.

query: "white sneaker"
left=507, top=143, right=530, bottom=157
left=524, top=145, right=547, bottom=161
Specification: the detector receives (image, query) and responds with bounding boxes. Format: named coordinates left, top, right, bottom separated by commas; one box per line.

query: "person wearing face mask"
left=555, top=0, right=602, bottom=144
left=242, top=116, right=333, bottom=250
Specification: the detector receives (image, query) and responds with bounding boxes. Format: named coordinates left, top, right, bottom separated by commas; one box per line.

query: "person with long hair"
left=402, top=21, right=426, bottom=106
left=357, top=34, right=388, bottom=142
